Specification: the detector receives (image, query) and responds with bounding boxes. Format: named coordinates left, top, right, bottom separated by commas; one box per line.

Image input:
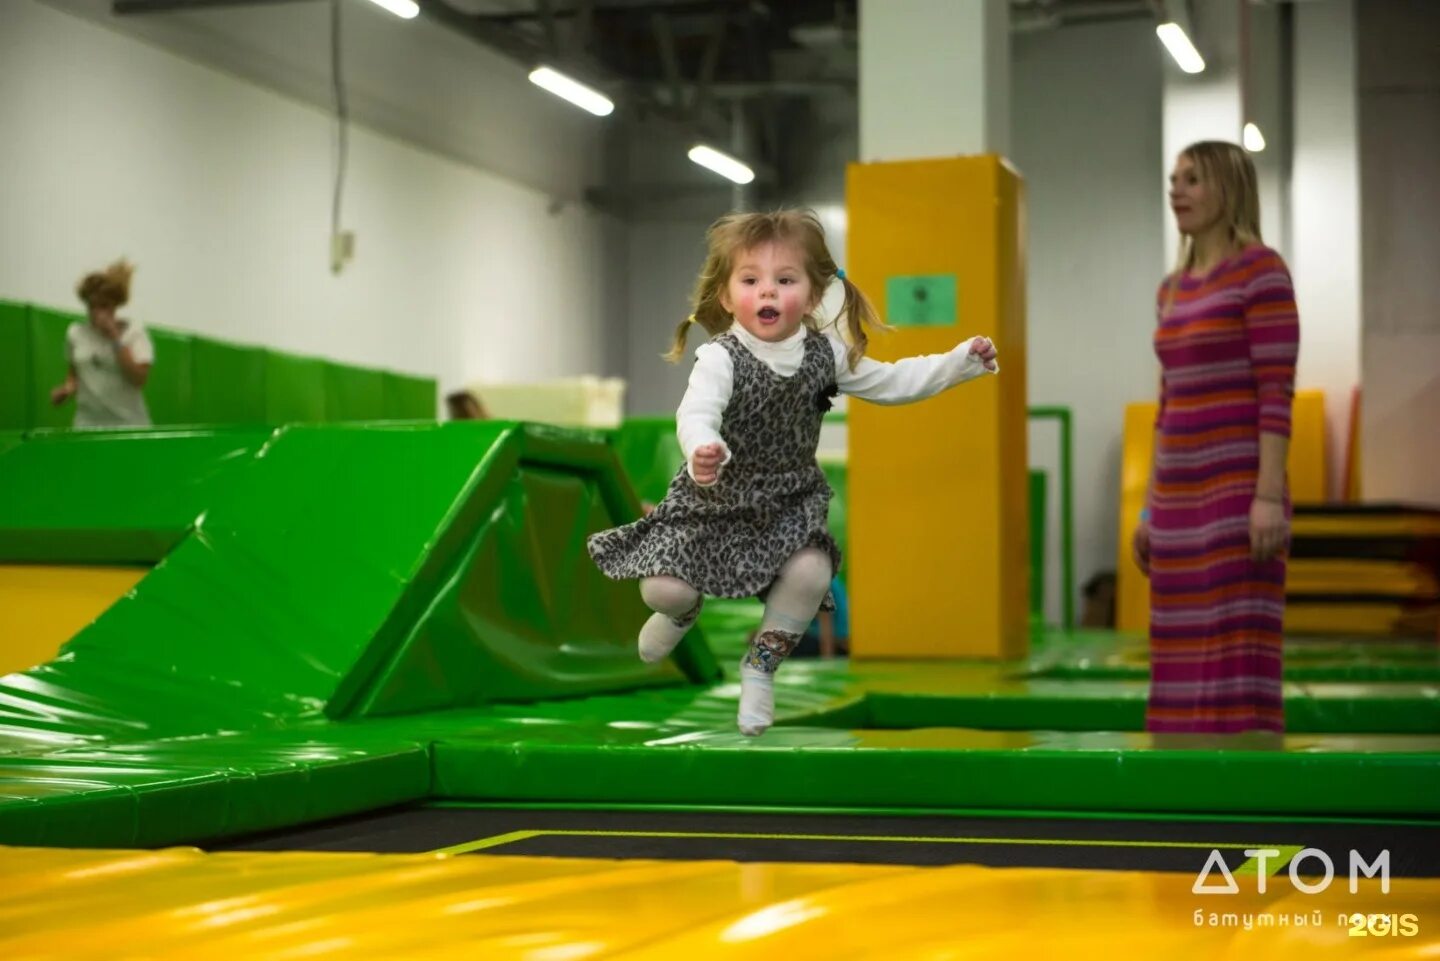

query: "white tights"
left=637, top=546, right=833, bottom=736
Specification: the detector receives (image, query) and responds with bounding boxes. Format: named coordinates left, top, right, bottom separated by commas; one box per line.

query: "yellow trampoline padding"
left=1287, top=560, right=1438, bottom=597
left=1286, top=603, right=1436, bottom=636
left=1291, top=515, right=1440, bottom=538
left=0, top=564, right=147, bottom=675
left=1, top=844, right=1436, bottom=959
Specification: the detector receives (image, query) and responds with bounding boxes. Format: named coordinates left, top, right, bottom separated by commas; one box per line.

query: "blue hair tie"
left=836, top=268, right=846, bottom=280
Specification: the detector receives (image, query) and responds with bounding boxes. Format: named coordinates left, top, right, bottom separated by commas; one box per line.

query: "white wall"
left=624, top=219, right=710, bottom=415
left=1357, top=0, right=1440, bottom=506
left=1291, top=0, right=1362, bottom=496
left=0, top=1, right=623, bottom=407
left=1012, top=19, right=1164, bottom=623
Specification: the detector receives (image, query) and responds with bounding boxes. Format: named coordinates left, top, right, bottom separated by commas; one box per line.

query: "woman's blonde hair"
left=1174, top=141, right=1262, bottom=267
left=1163, top=141, right=1262, bottom=312
left=665, top=208, right=885, bottom=370
left=76, top=259, right=135, bottom=310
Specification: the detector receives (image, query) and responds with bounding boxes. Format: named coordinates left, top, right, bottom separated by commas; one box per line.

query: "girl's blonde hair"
left=665, top=208, right=885, bottom=371
left=76, top=259, right=135, bottom=310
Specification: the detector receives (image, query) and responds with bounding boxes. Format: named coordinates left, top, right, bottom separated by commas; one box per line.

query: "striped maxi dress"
left=1147, top=244, right=1300, bottom=734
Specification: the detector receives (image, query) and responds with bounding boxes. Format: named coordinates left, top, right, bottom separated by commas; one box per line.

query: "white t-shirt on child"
left=66, top=320, right=154, bottom=428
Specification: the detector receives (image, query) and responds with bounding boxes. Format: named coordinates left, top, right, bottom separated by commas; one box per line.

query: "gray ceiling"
left=37, top=0, right=1157, bottom=208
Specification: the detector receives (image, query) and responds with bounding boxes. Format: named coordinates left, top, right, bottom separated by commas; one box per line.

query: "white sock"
left=738, top=665, right=775, bottom=736
left=638, top=611, right=691, bottom=663
left=734, top=548, right=833, bottom=736
left=637, top=578, right=702, bottom=663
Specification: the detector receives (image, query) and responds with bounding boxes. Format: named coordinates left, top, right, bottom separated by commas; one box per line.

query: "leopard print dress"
left=588, top=328, right=841, bottom=604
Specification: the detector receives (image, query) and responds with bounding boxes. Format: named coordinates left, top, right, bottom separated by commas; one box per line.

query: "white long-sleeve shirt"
left=677, top=322, right=996, bottom=481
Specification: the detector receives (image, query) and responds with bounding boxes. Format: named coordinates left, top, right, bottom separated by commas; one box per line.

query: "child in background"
left=588, top=209, right=997, bottom=735
left=51, top=259, right=153, bottom=428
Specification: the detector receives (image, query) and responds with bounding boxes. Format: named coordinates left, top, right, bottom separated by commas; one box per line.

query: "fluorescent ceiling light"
left=528, top=66, right=615, bottom=117
left=1243, top=122, right=1267, bottom=152
left=362, top=0, right=419, bottom=19
left=688, top=144, right=755, bottom=185
left=1156, top=22, right=1205, bottom=74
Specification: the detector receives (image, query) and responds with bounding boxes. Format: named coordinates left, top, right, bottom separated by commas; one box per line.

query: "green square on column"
left=885, top=274, right=957, bottom=327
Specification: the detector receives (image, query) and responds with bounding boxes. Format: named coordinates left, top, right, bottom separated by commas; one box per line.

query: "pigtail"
left=836, top=274, right=887, bottom=371
left=666, top=232, right=742, bottom=362
left=664, top=315, right=699, bottom=364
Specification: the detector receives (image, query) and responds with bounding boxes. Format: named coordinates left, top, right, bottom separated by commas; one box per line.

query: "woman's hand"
left=1250, top=497, right=1288, bottom=561
left=1132, top=520, right=1152, bottom=576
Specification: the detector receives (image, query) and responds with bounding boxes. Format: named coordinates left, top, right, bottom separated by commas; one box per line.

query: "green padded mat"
left=1025, top=629, right=1440, bottom=682
left=0, top=427, right=274, bottom=562
left=0, top=424, right=1435, bottom=852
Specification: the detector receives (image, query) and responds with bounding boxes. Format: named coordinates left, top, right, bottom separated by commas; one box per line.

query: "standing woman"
left=1133, top=142, right=1300, bottom=736
left=50, top=259, right=154, bottom=428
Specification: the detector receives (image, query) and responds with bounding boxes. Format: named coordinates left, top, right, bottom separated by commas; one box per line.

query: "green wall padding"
left=325, top=363, right=388, bottom=421
left=28, top=308, right=75, bottom=430
left=1, top=300, right=437, bottom=428
left=265, top=351, right=328, bottom=423
left=0, top=302, right=31, bottom=430
left=190, top=338, right=267, bottom=424
left=146, top=328, right=194, bottom=426
left=383, top=372, right=436, bottom=420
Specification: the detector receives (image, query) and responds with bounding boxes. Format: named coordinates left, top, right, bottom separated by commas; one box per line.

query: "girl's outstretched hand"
left=691, top=442, right=726, bottom=486
left=969, top=336, right=998, bottom=371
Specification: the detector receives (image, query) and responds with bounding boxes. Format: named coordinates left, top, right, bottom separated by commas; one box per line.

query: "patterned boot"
left=738, top=629, right=800, bottom=736
left=638, top=595, right=704, bottom=663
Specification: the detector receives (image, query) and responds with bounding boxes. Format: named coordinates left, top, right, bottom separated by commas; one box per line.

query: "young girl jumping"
left=588, top=209, right=998, bottom=736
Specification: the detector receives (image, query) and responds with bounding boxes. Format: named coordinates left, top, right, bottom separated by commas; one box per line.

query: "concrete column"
left=1291, top=0, right=1361, bottom=497
left=859, top=0, right=1009, bottom=161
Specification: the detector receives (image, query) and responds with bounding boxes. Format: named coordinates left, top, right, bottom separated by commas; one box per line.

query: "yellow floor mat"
left=0, top=564, right=148, bottom=675
left=0, top=844, right=1434, bottom=959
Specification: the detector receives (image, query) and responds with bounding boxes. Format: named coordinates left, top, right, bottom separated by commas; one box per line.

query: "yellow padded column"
left=845, top=156, right=1028, bottom=660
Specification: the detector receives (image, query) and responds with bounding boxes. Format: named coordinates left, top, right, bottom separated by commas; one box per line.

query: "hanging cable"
left=330, top=0, right=350, bottom=273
